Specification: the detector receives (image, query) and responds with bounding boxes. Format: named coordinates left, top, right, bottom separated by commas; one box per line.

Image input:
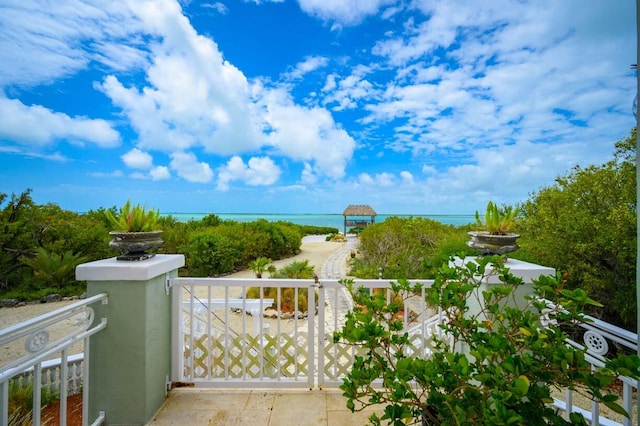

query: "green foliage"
left=269, top=259, right=316, bottom=279
left=0, top=190, right=39, bottom=289
left=245, top=286, right=310, bottom=313
left=21, top=247, right=87, bottom=290
left=334, top=256, right=640, bottom=425
left=187, top=232, right=238, bottom=276
left=104, top=199, right=160, bottom=232
left=475, top=201, right=519, bottom=234
left=353, top=217, right=459, bottom=279
left=8, top=378, right=59, bottom=423
left=517, top=128, right=637, bottom=330
left=247, top=260, right=315, bottom=311
left=248, top=257, right=275, bottom=278
left=297, top=225, right=339, bottom=235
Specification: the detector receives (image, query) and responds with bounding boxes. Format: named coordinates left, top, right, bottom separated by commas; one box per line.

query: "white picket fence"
left=170, top=277, right=638, bottom=425
left=12, top=353, right=84, bottom=395
left=0, top=293, right=108, bottom=426
left=170, top=277, right=443, bottom=388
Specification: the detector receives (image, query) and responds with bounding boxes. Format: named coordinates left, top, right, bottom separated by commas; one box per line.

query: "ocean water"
left=164, top=213, right=475, bottom=228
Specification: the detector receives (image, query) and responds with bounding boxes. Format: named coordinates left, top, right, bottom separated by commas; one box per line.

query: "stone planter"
left=467, top=231, right=519, bottom=255
left=108, top=230, right=163, bottom=261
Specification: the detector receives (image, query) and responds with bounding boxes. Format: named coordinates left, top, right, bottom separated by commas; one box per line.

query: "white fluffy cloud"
left=217, top=156, right=281, bottom=191
left=150, top=165, right=171, bottom=181
left=121, top=148, right=153, bottom=170
left=0, top=97, right=120, bottom=148
left=258, top=86, right=356, bottom=179
left=321, top=65, right=377, bottom=111
left=0, top=1, right=148, bottom=87
left=357, top=172, right=395, bottom=188
left=170, top=151, right=214, bottom=183
left=98, top=4, right=264, bottom=155
left=285, top=56, right=329, bottom=80
left=296, top=0, right=396, bottom=25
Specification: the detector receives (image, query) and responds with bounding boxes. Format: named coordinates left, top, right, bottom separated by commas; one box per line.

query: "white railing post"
left=76, top=254, right=184, bottom=425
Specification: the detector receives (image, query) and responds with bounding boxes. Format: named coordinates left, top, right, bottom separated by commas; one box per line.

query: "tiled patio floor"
left=147, top=388, right=384, bottom=426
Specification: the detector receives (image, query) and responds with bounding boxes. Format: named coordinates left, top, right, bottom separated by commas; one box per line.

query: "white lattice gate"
left=170, top=277, right=437, bottom=389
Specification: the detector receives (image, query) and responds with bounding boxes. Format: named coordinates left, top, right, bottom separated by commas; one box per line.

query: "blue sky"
left=0, top=0, right=636, bottom=214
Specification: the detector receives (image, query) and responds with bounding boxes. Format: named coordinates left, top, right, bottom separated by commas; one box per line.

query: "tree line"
left=352, top=128, right=637, bottom=331
left=0, top=193, right=335, bottom=301
left=2, top=128, right=636, bottom=330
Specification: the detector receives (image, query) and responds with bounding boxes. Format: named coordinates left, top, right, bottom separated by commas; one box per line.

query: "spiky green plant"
left=21, top=248, right=88, bottom=289
left=248, top=257, right=275, bottom=278
left=105, top=200, right=160, bottom=232
left=475, top=201, right=518, bottom=235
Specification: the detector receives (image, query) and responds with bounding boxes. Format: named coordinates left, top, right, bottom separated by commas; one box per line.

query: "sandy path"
left=0, top=236, right=345, bottom=362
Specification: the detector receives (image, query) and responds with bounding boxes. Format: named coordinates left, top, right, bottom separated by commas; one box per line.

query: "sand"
left=0, top=236, right=344, bottom=362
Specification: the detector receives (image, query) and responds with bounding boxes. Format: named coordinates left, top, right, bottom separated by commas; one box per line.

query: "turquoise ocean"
left=163, top=213, right=476, bottom=228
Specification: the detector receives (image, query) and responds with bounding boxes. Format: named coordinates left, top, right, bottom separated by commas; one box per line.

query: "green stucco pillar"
left=76, top=254, right=184, bottom=425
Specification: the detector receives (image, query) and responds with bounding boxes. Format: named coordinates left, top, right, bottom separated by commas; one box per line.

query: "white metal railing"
left=544, top=300, right=639, bottom=426
left=169, top=277, right=638, bottom=424
left=13, top=353, right=84, bottom=396
left=169, top=277, right=440, bottom=388
left=0, top=293, right=108, bottom=426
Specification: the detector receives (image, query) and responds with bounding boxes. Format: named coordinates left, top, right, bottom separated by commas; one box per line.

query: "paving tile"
left=147, top=409, right=212, bottom=425
left=147, top=389, right=390, bottom=426
left=269, top=391, right=327, bottom=426
left=324, top=390, right=349, bottom=410
left=327, top=410, right=376, bottom=425
left=209, top=409, right=272, bottom=425
left=247, top=390, right=277, bottom=409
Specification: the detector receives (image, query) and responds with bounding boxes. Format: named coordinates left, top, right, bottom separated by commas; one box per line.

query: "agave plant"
left=105, top=200, right=160, bottom=232
left=475, top=201, right=518, bottom=235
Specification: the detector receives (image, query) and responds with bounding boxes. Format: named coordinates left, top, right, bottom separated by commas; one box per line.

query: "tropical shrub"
left=21, top=248, right=87, bottom=291
left=186, top=232, right=238, bottom=276
left=354, top=217, right=457, bottom=279
left=248, top=257, right=275, bottom=278
left=246, top=260, right=316, bottom=312
left=269, top=259, right=315, bottom=279
left=334, top=255, right=640, bottom=425
left=517, top=128, right=636, bottom=330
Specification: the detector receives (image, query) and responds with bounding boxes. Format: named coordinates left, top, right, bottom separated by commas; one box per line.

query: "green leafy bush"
left=334, top=255, right=640, bottom=425
left=186, top=232, right=238, bottom=276
left=354, top=217, right=456, bottom=279
left=517, top=128, right=636, bottom=330
left=269, top=259, right=315, bottom=279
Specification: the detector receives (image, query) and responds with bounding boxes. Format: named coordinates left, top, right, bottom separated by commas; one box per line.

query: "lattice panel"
left=321, top=333, right=434, bottom=381
left=183, top=332, right=310, bottom=380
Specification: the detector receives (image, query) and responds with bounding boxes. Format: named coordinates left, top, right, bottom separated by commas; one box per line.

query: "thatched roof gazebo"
left=343, top=204, right=377, bottom=235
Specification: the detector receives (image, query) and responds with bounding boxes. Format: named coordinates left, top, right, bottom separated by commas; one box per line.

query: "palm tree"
left=248, top=257, right=274, bottom=278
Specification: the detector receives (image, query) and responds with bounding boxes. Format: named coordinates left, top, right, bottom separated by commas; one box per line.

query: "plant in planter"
left=468, top=201, right=520, bottom=255
left=105, top=200, right=163, bottom=261
left=333, top=255, right=640, bottom=425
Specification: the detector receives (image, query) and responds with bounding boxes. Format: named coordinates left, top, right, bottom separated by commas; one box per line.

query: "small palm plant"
left=21, top=248, right=88, bottom=289
left=105, top=200, right=160, bottom=232
left=249, top=257, right=275, bottom=278
left=475, top=201, right=518, bottom=235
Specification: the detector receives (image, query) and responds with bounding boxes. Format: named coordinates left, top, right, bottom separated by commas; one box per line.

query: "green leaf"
left=512, top=376, right=530, bottom=396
